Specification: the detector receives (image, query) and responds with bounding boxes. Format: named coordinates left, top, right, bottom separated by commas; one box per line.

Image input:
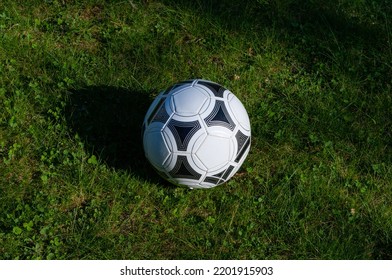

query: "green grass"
left=1, top=0, right=391, bottom=259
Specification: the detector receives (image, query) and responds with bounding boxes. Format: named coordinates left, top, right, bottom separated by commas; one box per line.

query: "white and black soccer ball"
left=142, top=79, right=251, bottom=189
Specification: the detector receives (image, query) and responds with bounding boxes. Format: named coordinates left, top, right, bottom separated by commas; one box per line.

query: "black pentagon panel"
left=204, top=170, right=225, bottom=185
left=147, top=97, right=166, bottom=124
left=181, top=79, right=196, bottom=84
left=177, top=80, right=195, bottom=86
left=204, top=165, right=235, bottom=185
left=197, top=80, right=226, bottom=98
left=167, top=119, right=201, bottom=151
left=204, top=100, right=236, bottom=131
left=213, top=170, right=225, bottom=178
left=152, top=104, right=170, bottom=124
left=235, top=137, right=250, bottom=163
left=162, top=87, right=171, bottom=96
left=235, top=130, right=249, bottom=154
left=169, top=155, right=202, bottom=180
left=204, top=176, right=220, bottom=185
left=222, top=165, right=235, bottom=180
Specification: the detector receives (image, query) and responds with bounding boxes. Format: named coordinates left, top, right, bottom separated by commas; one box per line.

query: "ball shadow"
left=64, top=86, right=164, bottom=184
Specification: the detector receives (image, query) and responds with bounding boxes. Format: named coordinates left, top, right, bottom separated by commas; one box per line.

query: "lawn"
left=0, top=0, right=391, bottom=259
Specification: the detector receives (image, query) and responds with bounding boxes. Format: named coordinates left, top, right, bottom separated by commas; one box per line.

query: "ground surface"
left=1, top=0, right=391, bottom=259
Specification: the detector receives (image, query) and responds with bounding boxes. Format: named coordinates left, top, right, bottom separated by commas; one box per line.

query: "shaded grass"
left=1, top=0, right=391, bottom=259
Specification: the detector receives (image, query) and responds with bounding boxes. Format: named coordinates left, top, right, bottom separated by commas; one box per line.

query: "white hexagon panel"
left=171, top=86, right=211, bottom=117
left=195, top=134, right=233, bottom=171
left=143, top=126, right=172, bottom=171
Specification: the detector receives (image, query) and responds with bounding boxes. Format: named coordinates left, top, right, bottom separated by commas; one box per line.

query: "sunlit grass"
left=0, top=0, right=391, bottom=259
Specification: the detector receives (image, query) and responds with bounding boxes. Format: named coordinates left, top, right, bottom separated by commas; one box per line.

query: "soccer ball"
left=142, top=79, right=251, bottom=189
